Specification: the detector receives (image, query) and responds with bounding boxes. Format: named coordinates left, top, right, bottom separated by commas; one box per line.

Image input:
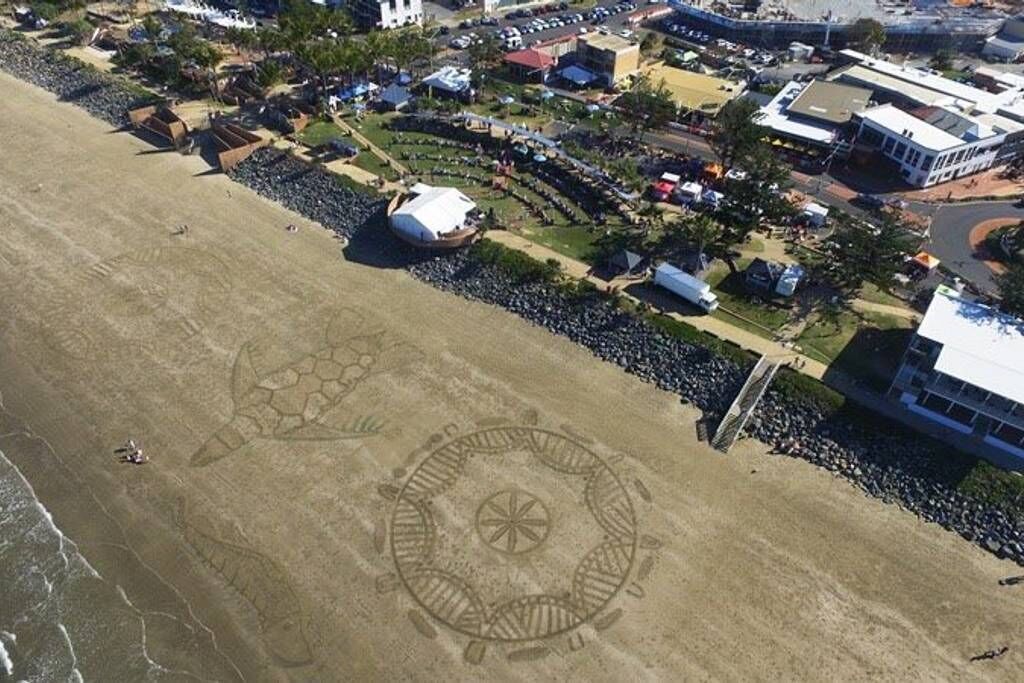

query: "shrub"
left=469, top=241, right=561, bottom=283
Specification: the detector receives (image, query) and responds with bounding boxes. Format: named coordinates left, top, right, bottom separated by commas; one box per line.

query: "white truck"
left=653, top=263, right=719, bottom=313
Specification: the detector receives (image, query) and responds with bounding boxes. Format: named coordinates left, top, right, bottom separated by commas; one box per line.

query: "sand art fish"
left=175, top=500, right=315, bottom=667
left=191, top=309, right=422, bottom=467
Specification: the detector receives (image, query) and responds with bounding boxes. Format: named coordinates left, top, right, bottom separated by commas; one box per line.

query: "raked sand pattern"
left=1, top=70, right=1023, bottom=680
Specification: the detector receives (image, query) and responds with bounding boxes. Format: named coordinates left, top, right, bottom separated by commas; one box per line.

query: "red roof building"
left=503, top=48, right=557, bottom=83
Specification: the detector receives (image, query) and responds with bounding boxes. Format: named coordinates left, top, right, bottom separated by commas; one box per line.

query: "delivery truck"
left=653, top=263, right=719, bottom=313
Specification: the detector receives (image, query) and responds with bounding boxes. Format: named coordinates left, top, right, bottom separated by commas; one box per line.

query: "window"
left=860, top=127, right=884, bottom=146
left=967, top=146, right=978, bottom=160
left=947, top=402, right=977, bottom=426
left=921, top=155, right=934, bottom=170
left=992, top=422, right=1024, bottom=447
left=953, top=148, right=966, bottom=163
left=882, top=136, right=896, bottom=153
left=893, top=141, right=907, bottom=159
left=920, top=392, right=952, bottom=413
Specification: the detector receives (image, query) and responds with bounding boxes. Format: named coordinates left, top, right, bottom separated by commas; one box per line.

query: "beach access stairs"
left=711, top=356, right=780, bottom=453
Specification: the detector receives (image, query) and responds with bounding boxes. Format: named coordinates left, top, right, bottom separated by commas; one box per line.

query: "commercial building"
left=889, top=285, right=1024, bottom=467
left=757, top=79, right=869, bottom=157
left=832, top=50, right=1024, bottom=186
left=665, top=0, right=1002, bottom=51
left=575, top=33, right=640, bottom=87
left=640, top=61, right=745, bottom=116
left=982, top=16, right=1024, bottom=62
left=343, top=0, right=422, bottom=29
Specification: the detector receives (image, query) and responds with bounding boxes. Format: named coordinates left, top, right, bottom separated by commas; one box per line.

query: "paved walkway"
left=332, top=114, right=410, bottom=176
left=899, top=167, right=1023, bottom=202
left=485, top=231, right=829, bottom=380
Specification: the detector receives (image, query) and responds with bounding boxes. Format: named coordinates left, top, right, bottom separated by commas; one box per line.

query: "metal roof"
left=786, top=80, right=871, bottom=125
left=918, top=285, right=1024, bottom=406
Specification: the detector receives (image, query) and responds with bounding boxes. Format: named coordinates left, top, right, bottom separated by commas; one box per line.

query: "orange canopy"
left=912, top=251, right=941, bottom=270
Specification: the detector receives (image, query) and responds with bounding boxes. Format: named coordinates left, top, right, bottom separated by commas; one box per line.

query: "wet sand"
left=1, top=70, right=1023, bottom=681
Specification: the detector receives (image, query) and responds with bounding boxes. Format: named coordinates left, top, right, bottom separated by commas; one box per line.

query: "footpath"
left=484, top=231, right=830, bottom=380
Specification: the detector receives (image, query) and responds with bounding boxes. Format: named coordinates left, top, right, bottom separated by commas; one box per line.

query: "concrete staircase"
left=711, top=356, right=780, bottom=453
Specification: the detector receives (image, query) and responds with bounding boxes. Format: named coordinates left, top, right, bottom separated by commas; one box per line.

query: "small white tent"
left=390, top=186, right=477, bottom=242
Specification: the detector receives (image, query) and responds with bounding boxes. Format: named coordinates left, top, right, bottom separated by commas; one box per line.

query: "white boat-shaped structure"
left=387, top=183, right=481, bottom=249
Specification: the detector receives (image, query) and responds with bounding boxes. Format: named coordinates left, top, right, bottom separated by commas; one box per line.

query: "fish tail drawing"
left=190, top=415, right=257, bottom=467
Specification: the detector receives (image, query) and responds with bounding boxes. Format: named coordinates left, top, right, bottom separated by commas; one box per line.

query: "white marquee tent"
left=390, top=185, right=477, bottom=242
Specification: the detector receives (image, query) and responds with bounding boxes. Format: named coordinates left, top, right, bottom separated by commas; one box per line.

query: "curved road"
left=919, top=199, right=1022, bottom=291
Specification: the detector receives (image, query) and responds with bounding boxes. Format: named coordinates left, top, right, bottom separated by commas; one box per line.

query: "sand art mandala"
left=390, top=427, right=637, bottom=643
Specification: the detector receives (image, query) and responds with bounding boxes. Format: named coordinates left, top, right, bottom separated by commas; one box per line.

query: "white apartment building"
left=344, top=0, right=422, bottom=29
left=889, top=286, right=1024, bottom=467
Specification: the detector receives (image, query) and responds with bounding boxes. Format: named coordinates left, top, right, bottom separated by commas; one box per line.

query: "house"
left=379, top=83, right=412, bottom=111
left=744, top=259, right=803, bottom=297
left=341, top=0, right=422, bottom=29
left=575, top=33, right=640, bottom=88
left=744, top=258, right=785, bottom=295
left=889, top=285, right=1024, bottom=467
left=504, top=48, right=556, bottom=84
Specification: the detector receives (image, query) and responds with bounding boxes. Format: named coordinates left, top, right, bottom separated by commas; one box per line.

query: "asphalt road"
left=923, top=200, right=1023, bottom=290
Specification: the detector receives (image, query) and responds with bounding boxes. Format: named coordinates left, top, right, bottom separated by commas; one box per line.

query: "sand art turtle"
left=191, top=308, right=422, bottom=467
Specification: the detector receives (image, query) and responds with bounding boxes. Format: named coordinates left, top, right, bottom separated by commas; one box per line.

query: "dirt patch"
left=969, top=218, right=1015, bottom=275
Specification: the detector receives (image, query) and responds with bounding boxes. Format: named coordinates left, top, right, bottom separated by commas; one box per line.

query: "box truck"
left=653, top=263, right=719, bottom=313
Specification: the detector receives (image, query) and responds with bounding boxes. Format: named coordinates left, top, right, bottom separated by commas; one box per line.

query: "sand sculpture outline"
left=388, top=426, right=638, bottom=644
left=191, top=307, right=423, bottom=467
left=175, top=499, right=318, bottom=667
left=34, top=246, right=232, bottom=361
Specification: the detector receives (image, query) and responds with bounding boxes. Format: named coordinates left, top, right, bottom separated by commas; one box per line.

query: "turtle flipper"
left=281, top=416, right=386, bottom=441
left=231, top=343, right=260, bottom=403
left=190, top=417, right=254, bottom=467
left=325, top=308, right=368, bottom=347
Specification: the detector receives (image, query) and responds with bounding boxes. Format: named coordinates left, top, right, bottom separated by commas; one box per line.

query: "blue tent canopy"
left=558, top=65, right=596, bottom=86
left=380, top=83, right=411, bottom=107
left=337, top=81, right=377, bottom=101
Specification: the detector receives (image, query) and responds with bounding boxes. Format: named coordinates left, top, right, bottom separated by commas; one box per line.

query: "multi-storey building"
left=889, top=286, right=1024, bottom=466
left=342, top=0, right=422, bottom=29
left=574, top=34, right=640, bottom=88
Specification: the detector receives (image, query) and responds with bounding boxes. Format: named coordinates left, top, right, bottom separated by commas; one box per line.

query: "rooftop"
left=641, top=62, right=744, bottom=114
left=857, top=104, right=965, bottom=152
left=786, top=79, right=871, bottom=125
left=830, top=64, right=949, bottom=108
left=503, top=48, right=555, bottom=71
left=757, top=80, right=841, bottom=146
left=918, top=285, right=1024, bottom=406
left=579, top=33, right=637, bottom=53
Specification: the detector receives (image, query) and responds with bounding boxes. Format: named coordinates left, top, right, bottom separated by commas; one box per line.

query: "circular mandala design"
left=390, top=427, right=637, bottom=642
left=475, top=489, right=551, bottom=555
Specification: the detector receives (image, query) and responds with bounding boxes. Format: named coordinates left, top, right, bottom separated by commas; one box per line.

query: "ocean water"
left=0, top=449, right=171, bottom=682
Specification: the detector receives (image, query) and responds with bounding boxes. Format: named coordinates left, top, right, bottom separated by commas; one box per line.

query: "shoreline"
left=0, top=387, right=251, bottom=679
left=2, top=37, right=1024, bottom=679
left=3, top=23, right=1023, bottom=566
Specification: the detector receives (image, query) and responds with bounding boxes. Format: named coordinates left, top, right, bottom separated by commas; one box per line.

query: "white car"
left=578, top=26, right=588, bottom=34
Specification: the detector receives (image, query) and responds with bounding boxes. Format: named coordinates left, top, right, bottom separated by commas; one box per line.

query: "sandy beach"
left=1, top=69, right=1023, bottom=681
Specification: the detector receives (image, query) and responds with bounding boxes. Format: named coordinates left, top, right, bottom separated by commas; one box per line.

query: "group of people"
left=119, top=439, right=148, bottom=465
